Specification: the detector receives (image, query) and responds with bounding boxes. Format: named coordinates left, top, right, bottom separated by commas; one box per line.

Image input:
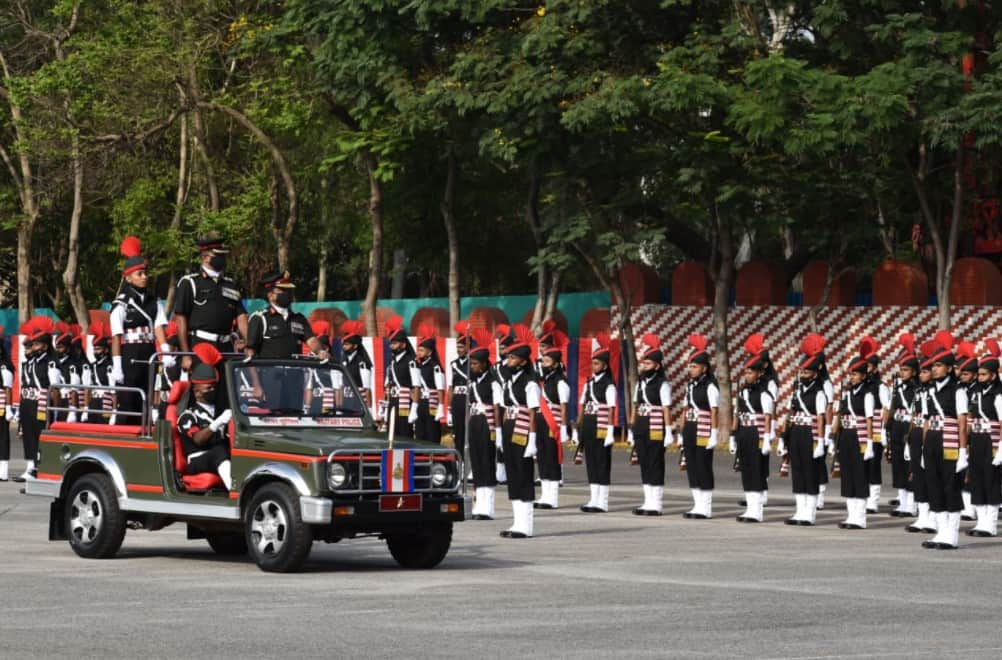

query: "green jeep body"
left=25, top=358, right=468, bottom=572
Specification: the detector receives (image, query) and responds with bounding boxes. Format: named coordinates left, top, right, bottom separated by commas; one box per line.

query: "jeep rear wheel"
left=65, top=474, right=126, bottom=559
left=386, top=523, right=453, bottom=569
left=206, top=532, right=248, bottom=556
left=244, top=483, right=312, bottom=573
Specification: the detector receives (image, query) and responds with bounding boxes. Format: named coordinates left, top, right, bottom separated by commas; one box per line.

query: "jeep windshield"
left=232, top=362, right=368, bottom=429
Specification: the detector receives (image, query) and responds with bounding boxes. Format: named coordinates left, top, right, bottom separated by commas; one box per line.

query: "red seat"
left=165, top=381, right=224, bottom=492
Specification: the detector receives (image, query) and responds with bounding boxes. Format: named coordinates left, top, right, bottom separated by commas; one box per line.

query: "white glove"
left=151, top=408, right=159, bottom=424
left=111, top=355, right=125, bottom=384
left=663, top=427, right=674, bottom=448
left=67, top=411, right=78, bottom=423
left=80, top=412, right=89, bottom=423
left=827, top=435, right=836, bottom=456
left=435, top=405, right=445, bottom=422
left=447, top=410, right=453, bottom=427
left=603, top=427, right=615, bottom=447
left=571, top=427, right=580, bottom=446
left=993, top=445, right=1002, bottom=467
left=627, top=429, right=635, bottom=447
left=4, top=405, right=12, bottom=420
left=676, top=430, right=684, bottom=447
left=904, top=443, right=911, bottom=463
left=706, top=428, right=719, bottom=450
left=777, top=438, right=787, bottom=457
left=524, top=431, right=538, bottom=458
left=955, top=446, right=969, bottom=473
left=407, top=406, right=418, bottom=424
left=160, top=343, right=175, bottom=369
left=761, top=433, right=772, bottom=456
left=495, top=426, right=504, bottom=449
left=812, top=437, right=825, bottom=459
left=863, top=440, right=874, bottom=461
left=209, top=409, right=233, bottom=432
left=728, top=435, right=737, bottom=454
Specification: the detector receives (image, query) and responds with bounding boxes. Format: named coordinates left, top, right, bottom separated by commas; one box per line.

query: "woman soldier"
left=833, top=345, right=876, bottom=530
left=578, top=334, right=617, bottom=513
left=411, top=324, right=446, bottom=444
left=498, top=325, right=540, bottom=539
left=921, top=331, right=969, bottom=550
left=627, top=334, right=672, bottom=516
left=955, top=342, right=979, bottom=522
left=732, top=335, right=773, bottom=523
left=680, top=334, right=719, bottom=519
left=887, top=334, right=920, bottom=518
left=109, top=237, right=171, bottom=422
left=782, top=334, right=828, bottom=526
left=965, top=340, right=1002, bottom=537
left=468, top=329, right=502, bottom=521
left=862, top=337, right=889, bottom=514
left=906, top=343, right=938, bottom=534
left=534, top=329, right=570, bottom=510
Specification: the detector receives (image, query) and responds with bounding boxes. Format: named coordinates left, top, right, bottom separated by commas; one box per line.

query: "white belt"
left=122, top=328, right=153, bottom=344
left=194, top=330, right=227, bottom=342
left=187, top=450, right=207, bottom=460
left=791, top=413, right=814, bottom=426
left=971, top=418, right=998, bottom=434
left=453, top=386, right=468, bottom=395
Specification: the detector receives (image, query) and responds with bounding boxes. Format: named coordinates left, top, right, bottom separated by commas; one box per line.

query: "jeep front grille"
left=326, top=448, right=461, bottom=495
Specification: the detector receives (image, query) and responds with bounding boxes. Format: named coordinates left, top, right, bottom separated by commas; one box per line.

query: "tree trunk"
left=165, top=114, right=190, bottom=312
left=186, top=67, right=219, bottom=212
left=441, top=151, right=460, bottom=333
left=710, top=208, right=735, bottom=437
left=317, top=244, right=328, bottom=302
left=524, top=168, right=546, bottom=333
left=390, top=249, right=406, bottom=299
left=543, top=270, right=561, bottom=322
left=807, top=262, right=835, bottom=333
left=61, top=136, right=89, bottom=331
left=16, top=220, right=34, bottom=322
left=362, top=152, right=384, bottom=336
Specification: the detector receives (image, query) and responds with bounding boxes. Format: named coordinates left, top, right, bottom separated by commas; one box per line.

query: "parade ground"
left=2, top=441, right=1002, bottom=660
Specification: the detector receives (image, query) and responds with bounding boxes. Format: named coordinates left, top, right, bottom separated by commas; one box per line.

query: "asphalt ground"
left=3, top=430, right=1002, bottom=659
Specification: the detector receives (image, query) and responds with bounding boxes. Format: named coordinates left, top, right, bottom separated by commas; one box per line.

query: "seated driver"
left=176, top=344, right=232, bottom=490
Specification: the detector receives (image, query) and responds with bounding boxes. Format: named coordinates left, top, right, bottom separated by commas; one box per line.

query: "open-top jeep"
left=24, top=357, right=468, bottom=572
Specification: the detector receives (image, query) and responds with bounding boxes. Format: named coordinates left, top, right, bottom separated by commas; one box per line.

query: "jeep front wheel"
left=244, top=483, right=312, bottom=573
left=65, top=474, right=127, bottom=559
left=386, top=523, right=453, bottom=569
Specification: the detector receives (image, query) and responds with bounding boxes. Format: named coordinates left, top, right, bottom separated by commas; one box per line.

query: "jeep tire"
left=386, top=522, right=453, bottom=569
left=244, top=483, right=312, bottom=572
left=206, top=532, right=248, bottom=556
left=65, top=474, right=127, bottom=559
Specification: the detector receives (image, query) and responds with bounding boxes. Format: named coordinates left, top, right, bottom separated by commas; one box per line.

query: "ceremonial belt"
left=122, top=327, right=154, bottom=344
left=893, top=408, right=912, bottom=423
left=193, top=329, right=228, bottom=343
left=545, top=402, right=564, bottom=428
left=504, top=405, right=532, bottom=446
left=583, top=401, right=611, bottom=437
left=927, top=415, right=961, bottom=458
left=470, top=403, right=496, bottom=431
left=791, top=412, right=815, bottom=427
left=970, top=418, right=999, bottom=435
left=636, top=403, right=664, bottom=440
left=839, top=414, right=869, bottom=442
left=684, top=408, right=712, bottom=442
left=452, top=386, right=468, bottom=396
left=871, top=409, right=884, bottom=441
left=0, top=389, right=5, bottom=408
left=313, top=386, right=336, bottom=410
left=738, top=411, right=768, bottom=437
left=421, top=388, right=440, bottom=416
left=21, top=387, right=39, bottom=401
left=386, top=386, right=411, bottom=414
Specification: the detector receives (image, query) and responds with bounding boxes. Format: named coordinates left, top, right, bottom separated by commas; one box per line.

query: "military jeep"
left=24, top=357, right=468, bottom=573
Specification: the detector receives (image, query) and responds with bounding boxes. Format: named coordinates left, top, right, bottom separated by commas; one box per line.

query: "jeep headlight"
left=328, top=463, right=348, bottom=489
left=430, top=463, right=448, bottom=488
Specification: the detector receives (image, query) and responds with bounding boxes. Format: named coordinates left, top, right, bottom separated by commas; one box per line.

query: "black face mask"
left=800, top=376, right=815, bottom=386
left=274, top=291, right=293, bottom=308
left=208, top=254, right=226, bottom=271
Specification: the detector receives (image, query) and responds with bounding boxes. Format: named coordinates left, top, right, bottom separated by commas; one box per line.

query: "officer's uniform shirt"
left=0, top=349, right=13, bottom=411
left=246, top=305, right=312, bottom=358
left=969, top=379, right=1002, bottom=428
left=579, top=372, right=617, bottom=408
left=21, top=349, right=63, bottom=400
left=109, top=285, right=167, bottom=343
left=173, top=267, right=246, bottom=338
left=411, top=356, right=445, bottom=396
left=177, top=401, right=228, bottom=457
left=922, top=376, right=969, bottom=420
left=450, top=356, right=470, bottom=391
